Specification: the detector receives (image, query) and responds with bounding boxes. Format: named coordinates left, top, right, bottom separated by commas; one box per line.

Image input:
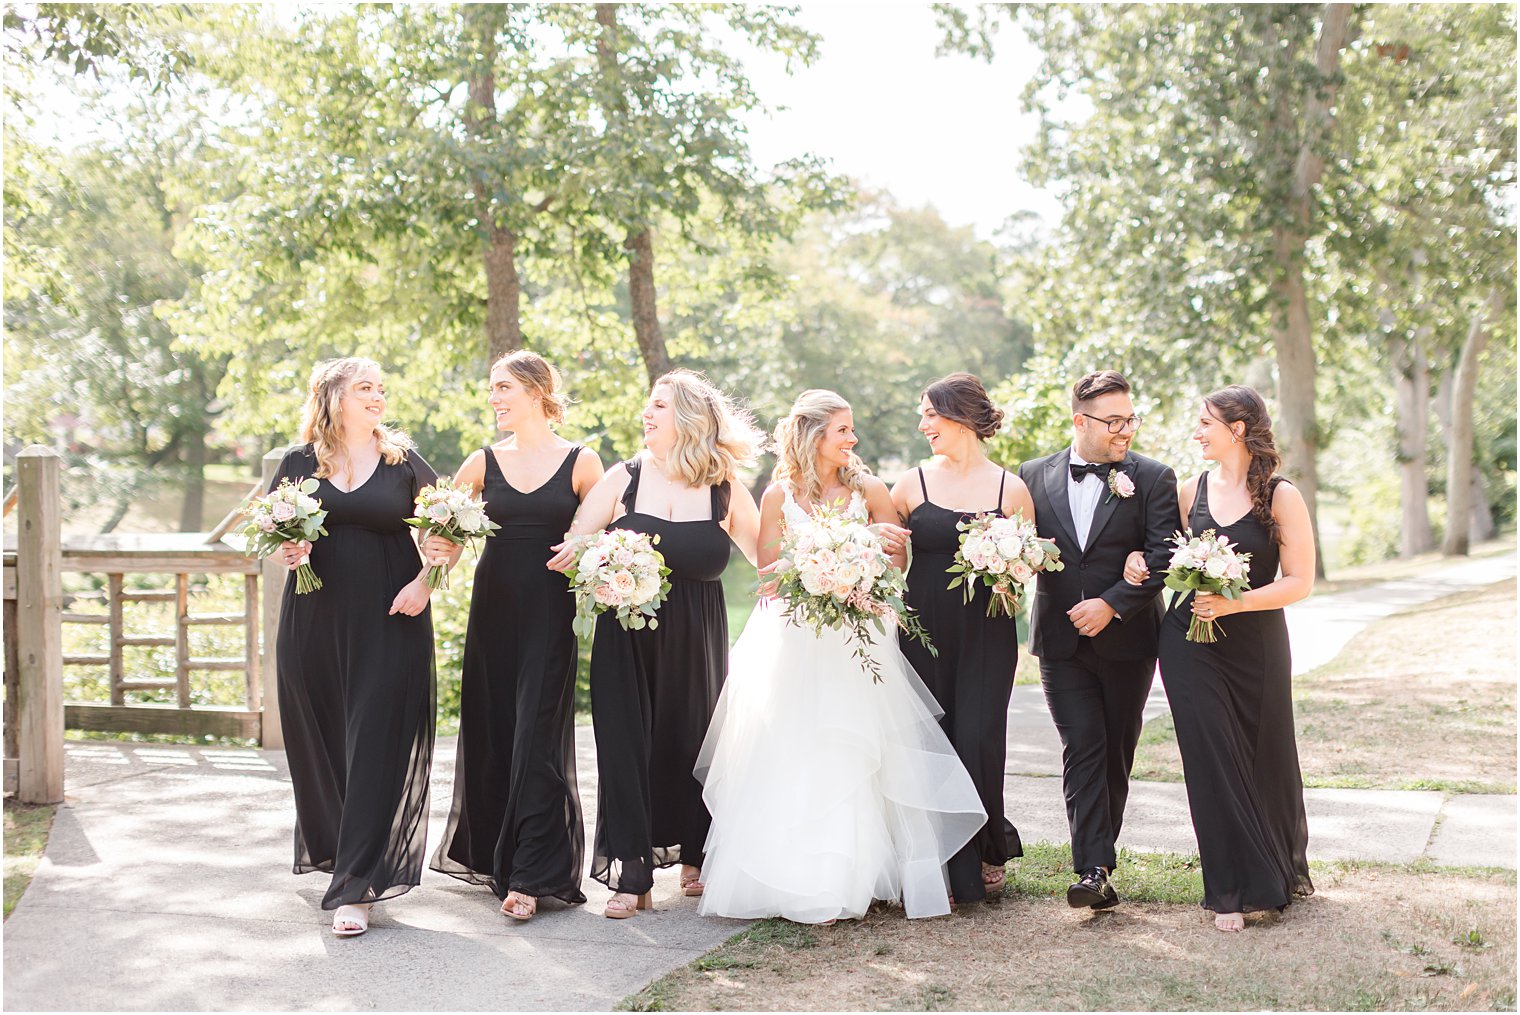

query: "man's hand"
left=1067, top=597, right=1117, bottom=638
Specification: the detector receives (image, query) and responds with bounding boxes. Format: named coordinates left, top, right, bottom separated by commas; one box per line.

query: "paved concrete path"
left=5, top=553, right=1515, bottom=1011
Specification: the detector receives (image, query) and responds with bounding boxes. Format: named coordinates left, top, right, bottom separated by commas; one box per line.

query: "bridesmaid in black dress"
left=269, top=357, right=438, bottom=937
left=548, top=370, right=761, bottom=919
left=425, top=352, right=603, bottom=921
left=1125, top=385, right=1316, bottom=933
left=892, top=373, right=1035, bottom=904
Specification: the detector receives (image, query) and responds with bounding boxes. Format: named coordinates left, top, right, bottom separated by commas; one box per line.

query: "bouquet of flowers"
left=771, top=506, right=933, bottom=683
left=946, top=512, right=1064, bottom=618
left=1162, top=528, right=1253, bottom=643
left=564, top=529, right=672, bottom=638
left=240, top=478, right=329, bottom=594
left=404, top=478, right=502, bottom=590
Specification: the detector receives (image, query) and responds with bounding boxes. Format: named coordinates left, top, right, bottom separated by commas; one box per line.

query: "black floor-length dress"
left=431, top=445, right=586, bottom=904
left=589, top=459, right=732, bottom=896
left=901, top=467, right=1020, bottom=904
left=272, top=444, right=437, bottom=910
left=1159, top=473, right=1313, bottom=914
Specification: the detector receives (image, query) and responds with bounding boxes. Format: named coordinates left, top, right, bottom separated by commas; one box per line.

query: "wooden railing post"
left=16, top=446, right=63, bottom=804
left=259, top=449, right=286, bottom=750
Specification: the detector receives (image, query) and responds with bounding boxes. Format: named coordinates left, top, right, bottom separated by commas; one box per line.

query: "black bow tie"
left=1070, top=462, right=1108, bottom=482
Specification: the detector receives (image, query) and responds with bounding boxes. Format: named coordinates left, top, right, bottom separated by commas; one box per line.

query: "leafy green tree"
left=4, top=91, right=227, bottom=530
left=941, top=4, right=1367, bottom=572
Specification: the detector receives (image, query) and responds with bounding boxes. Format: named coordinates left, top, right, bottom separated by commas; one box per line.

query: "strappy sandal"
left=331, top=903, right=371, bottom=937
left=679, top=868, right=705, bottom=897
left=501, top=892, right=536, bottom=922
left=982, top=862, right=1007, bottom=891
left=604, top=891, right=651, bottom=919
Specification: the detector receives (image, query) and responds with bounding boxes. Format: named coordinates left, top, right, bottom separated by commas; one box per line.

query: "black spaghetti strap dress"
left=271, top=444, right=437, bottom=910
left=1159, top=473, right=1313, bottom=914
left=589, top=458, right=733, bottom=895
left=431, top=445, right=586, bottom=905
left=901, top=466, right=1020, bottom=904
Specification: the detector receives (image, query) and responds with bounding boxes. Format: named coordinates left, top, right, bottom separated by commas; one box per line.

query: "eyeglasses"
left=1079, top=413, right=1143, bottom=434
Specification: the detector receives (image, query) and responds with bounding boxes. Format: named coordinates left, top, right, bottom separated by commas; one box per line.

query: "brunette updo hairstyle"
left=923, top=372, right=1004, bottom=440
left=492, top=350, right=568, bottom=425
left=1203, top=384, right=1284, bottom=544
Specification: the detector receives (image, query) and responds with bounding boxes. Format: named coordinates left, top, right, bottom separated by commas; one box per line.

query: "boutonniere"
left=1105, top=468, right=1136, bottom=504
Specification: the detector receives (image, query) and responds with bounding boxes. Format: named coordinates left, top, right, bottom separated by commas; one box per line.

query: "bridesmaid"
left=269, top=357, right=438, bottom=937
left=547, top=370, right=762, bottom=919
left=425, top=351, right=603, bottom=921
left=1124, top=384, right=1315, bottom=932
left=891, top=372, right=1034, bottom=904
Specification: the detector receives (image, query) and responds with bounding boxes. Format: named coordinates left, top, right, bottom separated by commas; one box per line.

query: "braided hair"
left=1204, top=385, right=1283, bottom=544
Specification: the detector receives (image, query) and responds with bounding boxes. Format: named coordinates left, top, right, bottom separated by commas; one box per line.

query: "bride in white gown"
left=696, top=390, right=986, bottom=923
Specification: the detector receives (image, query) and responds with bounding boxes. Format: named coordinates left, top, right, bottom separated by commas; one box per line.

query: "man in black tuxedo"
left=1017, top=370, right=1178, bottom=909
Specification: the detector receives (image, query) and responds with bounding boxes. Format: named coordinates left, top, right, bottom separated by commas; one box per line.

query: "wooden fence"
left=3, top=447, right=288, bottom=802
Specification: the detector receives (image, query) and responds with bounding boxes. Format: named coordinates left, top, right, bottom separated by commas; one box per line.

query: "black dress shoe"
left=1067, top=867, right=1119, bottom=910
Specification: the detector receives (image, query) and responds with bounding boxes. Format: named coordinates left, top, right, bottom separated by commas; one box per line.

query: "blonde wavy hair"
left=300, top=357, right=414, bottom=478
left=492, top=350, right=569, bottom=425
left=651, top=370, right=764, bottom=487
left=771, top=389, right=871, bottom=507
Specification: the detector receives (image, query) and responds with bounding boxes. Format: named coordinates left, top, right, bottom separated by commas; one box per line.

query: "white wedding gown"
left=695, top=490, right=987, bottom=923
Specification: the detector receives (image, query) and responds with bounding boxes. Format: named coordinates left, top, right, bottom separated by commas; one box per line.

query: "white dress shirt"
left=1067, top=448, right=1105, bottom=551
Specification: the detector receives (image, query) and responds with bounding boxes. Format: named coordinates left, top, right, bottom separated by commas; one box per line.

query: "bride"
left=695, top=389, right=987, bottom=923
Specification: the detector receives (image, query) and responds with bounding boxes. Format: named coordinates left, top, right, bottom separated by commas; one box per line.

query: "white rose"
left=1204, top=556, right=1228, bottom=579
left=997, top=537, right=1021, bottom=560
left=613, top=546, right=635, bottom=567
left=836, top=561, right=863, bottom=587
left=635, top=575, right=659, bottom=601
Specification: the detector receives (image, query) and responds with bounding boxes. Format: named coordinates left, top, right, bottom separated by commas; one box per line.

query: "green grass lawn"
left=4, top=801, right=56, bottom=920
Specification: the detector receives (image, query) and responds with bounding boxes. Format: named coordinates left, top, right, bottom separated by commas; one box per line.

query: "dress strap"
left=917, top=467, right=929, bottom=502
left=620, top=457, right=642, bottom=511
left=710, top=479, right=732, bottom=522
left=555, top=445, right=582, bottom=482
left=481, top=445, right=503, bottom=486
left=995, top=469, right=1007, bottom=513
left=1190, top=472, right=1211, bottom=531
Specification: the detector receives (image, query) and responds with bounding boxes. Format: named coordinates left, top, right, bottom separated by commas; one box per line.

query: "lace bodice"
left=781, top=485, right=869, bottom=534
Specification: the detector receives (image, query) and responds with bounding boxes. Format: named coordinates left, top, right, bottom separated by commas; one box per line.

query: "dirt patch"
left=1134, top=580, right=1516, bottom=792
left=626, top=865, right=1516, bottom=1011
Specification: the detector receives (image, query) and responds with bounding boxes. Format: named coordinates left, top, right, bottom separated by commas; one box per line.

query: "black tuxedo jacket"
left=1017, top=449, right=1178, bottom=662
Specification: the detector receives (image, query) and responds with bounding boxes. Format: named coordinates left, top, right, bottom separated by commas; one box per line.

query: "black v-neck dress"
left=431, top=445, right=587, bottom=904
left=589, top=458, right=733, bottom=895
left=271, top=443, right=437, bottom=910
left=1159, top=473, right=1313, bottom=914
left=901, top=467, right=1021, bottom=904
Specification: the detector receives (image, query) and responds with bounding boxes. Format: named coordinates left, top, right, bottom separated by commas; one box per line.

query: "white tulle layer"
left=695, top=599, right=987, bottom=923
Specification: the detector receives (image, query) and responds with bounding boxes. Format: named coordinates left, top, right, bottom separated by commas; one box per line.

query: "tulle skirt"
left=695, top=599, right=987, bottom=923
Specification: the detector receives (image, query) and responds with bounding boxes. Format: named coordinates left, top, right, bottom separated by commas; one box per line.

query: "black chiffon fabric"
left=589, top=459, right=732, bottom=895
left=271, top=444, right=437, bottom=910
left=1159, top=473, right=1313, bottom=914
left=430, top=446, right=586, bottom=904
left=901, top=467, right=1020, bottom=904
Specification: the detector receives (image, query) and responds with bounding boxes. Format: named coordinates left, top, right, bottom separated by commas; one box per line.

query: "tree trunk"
left=625, top=228, right=671, bottom=384
left=1266, top=3, right=1352, bottom=579
left=1390, top=332, right=1434, bottom=556
left=178, top=422, right=206, bottom=533
left=482, top=228, right=522, bottom=363
left=1469, top=464, right=1496, bottom=544
left=1441, top=287, right=1499, bottom=556
left=596, top=4, right=672, bottom=385
left=465, top=5, right=521, bottom=363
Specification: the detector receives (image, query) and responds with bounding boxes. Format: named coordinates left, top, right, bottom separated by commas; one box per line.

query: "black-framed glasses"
left=1079, top=412, right=1143, bottom=434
